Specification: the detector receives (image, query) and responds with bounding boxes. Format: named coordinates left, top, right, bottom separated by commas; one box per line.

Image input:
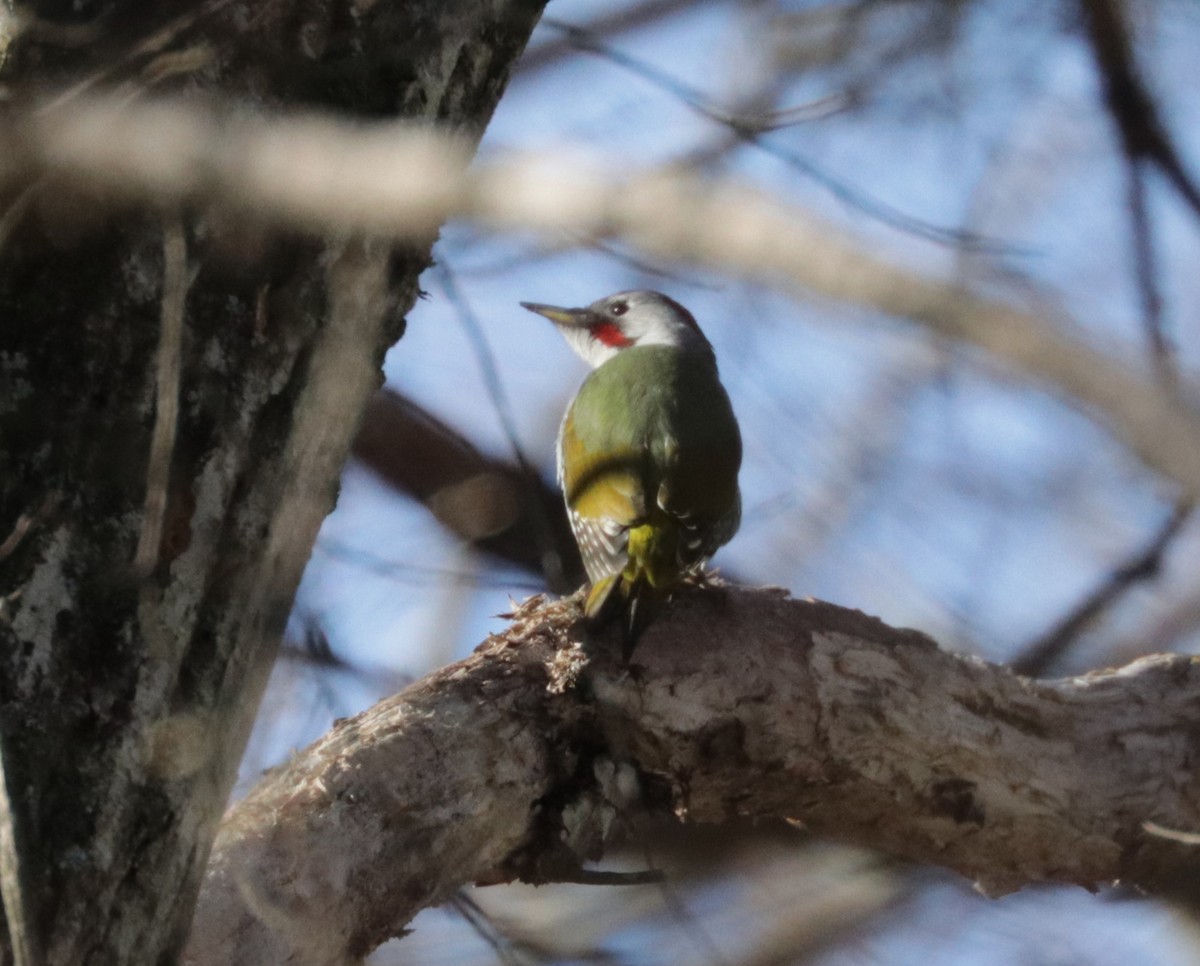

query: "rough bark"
left=188, top=587, right=1200, bottom=966
left=0, top=2, right=545, bottom=963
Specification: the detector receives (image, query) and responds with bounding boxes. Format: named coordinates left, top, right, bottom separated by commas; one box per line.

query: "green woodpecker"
left=521, top=290, right=742, bottom=641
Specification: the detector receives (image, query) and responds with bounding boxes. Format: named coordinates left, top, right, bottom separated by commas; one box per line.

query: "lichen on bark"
left=0, top=1, right=547, bottom=962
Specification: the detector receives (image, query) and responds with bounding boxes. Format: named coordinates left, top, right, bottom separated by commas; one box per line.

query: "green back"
left=562, top=345, right=741, bottom=535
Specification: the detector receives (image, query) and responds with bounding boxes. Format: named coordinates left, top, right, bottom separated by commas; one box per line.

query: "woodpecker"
left=521, top=290, right=742, bottom=643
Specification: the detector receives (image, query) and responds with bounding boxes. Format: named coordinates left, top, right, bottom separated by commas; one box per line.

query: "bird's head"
left=521, top=290, right=712, bottom=368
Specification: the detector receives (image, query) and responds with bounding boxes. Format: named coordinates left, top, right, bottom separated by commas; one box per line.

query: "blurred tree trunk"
left=0, top=1, right=545, bottom=963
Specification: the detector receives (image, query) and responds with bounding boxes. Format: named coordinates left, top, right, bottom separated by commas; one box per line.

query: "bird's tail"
left=584, top=522, right=677, bottom=658
left=583, top=573, right=624, bottom=623
left=584, top=572, right=659, bottom=660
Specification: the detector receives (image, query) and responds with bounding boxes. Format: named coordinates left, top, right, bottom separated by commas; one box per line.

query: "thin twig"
left=0, top=738, right=40, bottom=966
left=133, top=218, right=188, bottom=577
left=433, top=258, right=570, bottom=588
left=0, top=495, right=59, bottom=563
left=585, top=237, right=720, bottom=286
left=314, top=539, right=546, bottom=591
left=1125, top=159, right=1170, bottom=371
left=433, top=259, right=534, bottom=476
left=1080, top=0, right=1200, bottom=222
left=517, top=0, right=709, bottom=76
left=1143, top=820, right=1200, bottom=846
left=562, top=868, right=667, bottom=886
left=449, top=891, right=533, bottom=966
left=1011, top=501, right=1193, bottom=677
left=0, top=512, right=36, bottom=564
left=641, top=839, right=732, bottom=966
left=1088, top=0, right=1179, bottom=381
left=540, top=17, right=1015, bottom=253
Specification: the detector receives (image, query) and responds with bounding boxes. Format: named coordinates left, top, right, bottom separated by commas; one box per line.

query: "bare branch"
left=351, top=389, right=584, bottom=589
left=1126, top=158, right=1170, bottom=372
left=1080, top=0, right=1200, bottom=221
left=0, top=496, right=56, bottom=564
left=432, top=259, right=575, bottom=589
left=540, top=15, right=995, bottom=250
left=516, top=0, right=709, bottom=76
left=1012, top=500, right=1193, bottom=676
left=1080, top=0, right=1180, bottom=379
left=0, top=742, right=38, bottom=966
left=7, top=95, right=1200, bottom=502
left=186, top=587, right=1200, bottom=966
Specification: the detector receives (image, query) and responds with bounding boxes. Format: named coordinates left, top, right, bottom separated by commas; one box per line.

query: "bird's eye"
left=610, top=302, right=629, bottom=316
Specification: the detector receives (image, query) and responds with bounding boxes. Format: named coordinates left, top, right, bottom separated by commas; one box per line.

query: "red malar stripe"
left=592, top=322, right=633, bottom=347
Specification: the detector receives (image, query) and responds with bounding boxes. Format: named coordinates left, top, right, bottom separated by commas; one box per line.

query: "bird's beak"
left=520, top=302, right=594, bottom=328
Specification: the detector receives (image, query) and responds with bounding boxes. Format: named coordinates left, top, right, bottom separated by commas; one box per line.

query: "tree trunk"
left=0, top=2, right=545, bottom=962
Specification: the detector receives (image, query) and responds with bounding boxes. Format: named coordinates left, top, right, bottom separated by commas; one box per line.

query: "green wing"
left=558, top=345, right=741, bottom=585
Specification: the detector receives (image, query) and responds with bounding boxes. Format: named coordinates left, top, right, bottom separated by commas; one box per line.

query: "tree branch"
left=351, top=389, right=584, bottom=589
left=186, top=587, right=1200, bottom=965
left=8, top=96, right=1200, bottom=502
left=1080, top=0, right=1200, bottom=221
